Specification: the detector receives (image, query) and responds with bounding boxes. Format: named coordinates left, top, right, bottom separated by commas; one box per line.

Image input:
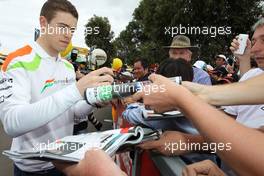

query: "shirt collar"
left=32, top=41, right=61, bottom=61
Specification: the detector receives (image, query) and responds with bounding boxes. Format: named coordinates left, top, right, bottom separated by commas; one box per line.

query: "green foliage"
left=84, top=15, right=115, bottom=66
left=113, top=20, right=149, bottom=65
left=113, top=0, right=264, bottom=65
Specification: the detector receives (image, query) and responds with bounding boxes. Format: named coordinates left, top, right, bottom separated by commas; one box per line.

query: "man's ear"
left=169, top=49, right=172, bottom=55
left=188, top=49, right=192, bottom=55
left=39, top=16, right=48, bottom=30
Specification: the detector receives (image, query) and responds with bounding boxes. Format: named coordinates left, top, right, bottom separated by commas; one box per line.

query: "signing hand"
left=76, top=67, right=114, bottom=97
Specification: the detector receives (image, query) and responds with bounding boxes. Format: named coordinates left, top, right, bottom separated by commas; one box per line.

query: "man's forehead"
left=134, top=61, right=143, bottom=65
left=51, top=11, right=77, bottom=27
left=215, top=57, right=225, bottom=60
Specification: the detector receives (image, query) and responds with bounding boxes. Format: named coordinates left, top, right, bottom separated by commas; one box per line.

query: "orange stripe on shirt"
left=2, top=45, right=32, bottom=72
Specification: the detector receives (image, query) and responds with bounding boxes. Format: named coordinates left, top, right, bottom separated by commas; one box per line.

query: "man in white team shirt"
left=0, top=0, right=113, bottom=175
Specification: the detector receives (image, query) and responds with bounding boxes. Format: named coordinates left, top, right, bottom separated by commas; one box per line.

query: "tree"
left=113, top=20, right=149, bottom=65
left=114, top=0, right=264, bottom=65
left=84, top=15, right=115, bottom=65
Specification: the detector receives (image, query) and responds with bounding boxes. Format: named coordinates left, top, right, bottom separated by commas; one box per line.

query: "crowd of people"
left=1, top=0, right=264, bottom=176
left=133, top=48, right=242, bottom=86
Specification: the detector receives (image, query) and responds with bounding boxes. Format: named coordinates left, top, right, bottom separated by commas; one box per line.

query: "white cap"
left=193, top=60, right=206, bottom=69
left=216, top=54, right=227, bottom=61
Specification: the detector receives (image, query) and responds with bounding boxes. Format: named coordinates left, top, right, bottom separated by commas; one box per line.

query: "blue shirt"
left=192, top=67, right=212, bottom=85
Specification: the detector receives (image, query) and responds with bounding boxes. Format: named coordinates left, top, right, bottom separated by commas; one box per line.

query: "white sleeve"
left=0, top=68, right=83, bottom=137
left=223, top=68, right=263, bottom=117
left=73, top=100, right=95, bottom=117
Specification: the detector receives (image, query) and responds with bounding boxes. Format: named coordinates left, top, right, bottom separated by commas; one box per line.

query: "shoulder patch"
left=7, top=54, right=41, bottom=72
left=2, top=45, right=32, bottom=72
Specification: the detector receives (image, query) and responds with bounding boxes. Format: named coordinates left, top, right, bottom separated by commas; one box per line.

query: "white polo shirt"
left=224, top=68, right=264, bottom=128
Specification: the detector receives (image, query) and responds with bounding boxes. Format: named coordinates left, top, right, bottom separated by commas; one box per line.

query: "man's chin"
left=58, top=47, right=67, bottom=53
left=136, top=75, right=144, bottom=80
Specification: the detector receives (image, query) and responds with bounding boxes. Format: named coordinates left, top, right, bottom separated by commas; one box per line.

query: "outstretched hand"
left=132, top=74, right=189, bottom=113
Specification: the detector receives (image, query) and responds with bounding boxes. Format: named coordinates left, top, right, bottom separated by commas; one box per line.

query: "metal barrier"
left=131, top=150, right=186, bottom=176
left=151, top=152, right=186, bottom=176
